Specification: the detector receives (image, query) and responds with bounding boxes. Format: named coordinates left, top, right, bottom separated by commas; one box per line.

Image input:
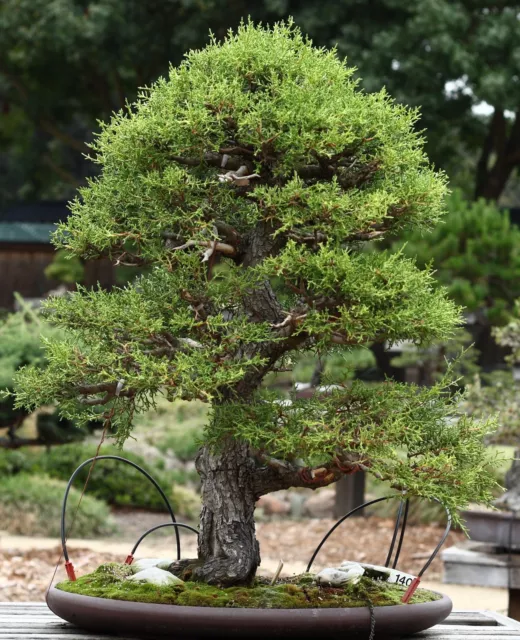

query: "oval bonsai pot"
left=47, top=586, right=452, bottom=639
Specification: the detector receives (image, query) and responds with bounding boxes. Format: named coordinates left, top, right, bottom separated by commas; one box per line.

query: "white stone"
left=340, top=560, right=415, bottom=586
left=316, top=564, right=365, bottom=586
left=128, top=567, right=184, bottom=586
left=130, top=558, right=175, bottom=573
left=156, top=559, right=176, bottom=571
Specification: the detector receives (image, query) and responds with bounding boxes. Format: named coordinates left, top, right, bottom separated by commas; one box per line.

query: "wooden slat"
left=417, top=627, right=520, bottom=635
left=0, top=636, right=125, bottom=639
left=483, top=610, right=520, bottom=629
left=0, top=603, right=519, bottom=639
left=0, top=624, right=90, bottom=638
left=442, top=612, right=497, bottom=626
left=412, top=637, right=520, bottom=640
left=0, top=619, right=63, bottom=624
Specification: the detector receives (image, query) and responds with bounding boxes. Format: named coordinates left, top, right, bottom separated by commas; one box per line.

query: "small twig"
left=172, top=240, right=236, bottom=257
left=348, top=230, right=386, bottom=241
left=218, top=165, right=261, bottom=186
left=78, top=394, right=114, bottom=406
left=288, top=232, right=328, bottom=244
left=219, top=146, right=255, bottom=156
left=272, top=313, right=307, bottom=329
left=178, top=338, right=203, bottom=349
left=271, top=560, right=284, bottom=585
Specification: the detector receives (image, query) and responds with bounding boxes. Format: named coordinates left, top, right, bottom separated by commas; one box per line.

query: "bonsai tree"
left=13, top=22, right=498, bottom=587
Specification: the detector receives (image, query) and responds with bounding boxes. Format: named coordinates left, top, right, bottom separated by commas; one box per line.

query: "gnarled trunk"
left=191, top=439, right=260, bottom=586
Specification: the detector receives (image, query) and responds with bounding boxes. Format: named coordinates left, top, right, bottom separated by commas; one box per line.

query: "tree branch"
left=253, top=453, right=351, bottom=497
left=171, top=239, right=237, bottom=257
left=170, top=151, right=380, bottom=191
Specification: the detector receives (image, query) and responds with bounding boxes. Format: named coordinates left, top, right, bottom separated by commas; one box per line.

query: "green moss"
left=57, top=564, right=440, bottom=609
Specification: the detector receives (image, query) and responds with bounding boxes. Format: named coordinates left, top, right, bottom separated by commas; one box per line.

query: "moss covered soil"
left=56, top=563, right=441, bottom=609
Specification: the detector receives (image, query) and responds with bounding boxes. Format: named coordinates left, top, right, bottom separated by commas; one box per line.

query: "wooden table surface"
left=1, top=602, right=520, bottom=639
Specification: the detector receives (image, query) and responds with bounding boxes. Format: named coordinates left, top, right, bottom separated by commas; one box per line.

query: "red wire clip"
left=402, top=577, right=421, bottom=603
left=65, top=561, right=77, bottom=582
left=124, top=554, right=134, bottom=565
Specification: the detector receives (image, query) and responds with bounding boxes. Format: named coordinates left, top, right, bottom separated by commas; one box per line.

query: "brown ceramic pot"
left=47, top=586, right=452, bottom=639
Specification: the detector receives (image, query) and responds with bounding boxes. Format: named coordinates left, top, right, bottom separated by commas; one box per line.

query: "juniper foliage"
left=14, top=22, right=498, bottom=534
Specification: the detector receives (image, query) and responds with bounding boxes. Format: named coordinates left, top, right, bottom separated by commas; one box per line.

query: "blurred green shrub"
left=134, top=399, right=206, bottom=463
left=44, top=249, right=85, bottom=284
left=0, top=299, right=94, bottom=445
left=0, top=443, right=192, bottom=513
left=394, top=191, right=520, bottom=326
left=0, top=474, right=115, bottom=537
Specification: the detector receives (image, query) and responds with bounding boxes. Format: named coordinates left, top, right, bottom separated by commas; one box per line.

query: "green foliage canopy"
left=13, top=23, right=498, bottom=514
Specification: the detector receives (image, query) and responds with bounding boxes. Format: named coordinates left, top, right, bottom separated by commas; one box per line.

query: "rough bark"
left=168, top=221, right=285, bottom=586
left=167, top=221, right=354, bottom=586
left=190, top=439, right=261, bottom=586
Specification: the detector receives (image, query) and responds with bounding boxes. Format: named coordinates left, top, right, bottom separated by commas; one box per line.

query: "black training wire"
left=385, top=497, right=405, bottom=568
left=131, top=522, right=199, bottom=556
left=306, top=494, right=452, bottom=579
left=60, top=455, right=181, bottom=562
left=306, top=496, right=392, bottom=572
left=417, top=505, right=452, bottom=578
left=392, top=498, right=410, bottom=570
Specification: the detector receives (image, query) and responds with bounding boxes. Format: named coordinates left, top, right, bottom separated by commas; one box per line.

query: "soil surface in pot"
left=56, top=562, right=440, bottom=609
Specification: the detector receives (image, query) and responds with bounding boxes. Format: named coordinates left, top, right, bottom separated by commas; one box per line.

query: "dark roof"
left=0, top=222, right=57, bottom=243
left=0, top=201, right=70, bottom=244
left=0, top=201, right=69, bottom=223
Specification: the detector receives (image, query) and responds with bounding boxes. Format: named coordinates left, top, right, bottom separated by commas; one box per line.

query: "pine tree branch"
left=252, top=452, right=357, bottom=497
left=171, top=239, right=237, bottom=257
left=75, top=381, right=134, bottom=405
left=169, top=151, right=380, bottom=190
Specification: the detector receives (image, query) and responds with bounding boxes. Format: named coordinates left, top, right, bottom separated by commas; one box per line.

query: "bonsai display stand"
left=443, top=539, right=520, bottom=589
left=2, top=602, right=520, bottom=639
left=443, top=510, right=520, bottom=619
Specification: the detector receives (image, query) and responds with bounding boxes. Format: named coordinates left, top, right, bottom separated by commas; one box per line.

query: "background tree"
left=390, top=191, right=520, bottom=374
left=3, top=2, right=520, bottom=204
left=13, top=23, right=498, bottom=586
left=288, top=0, right=520, bottom=202
left=461, top=302, right=520, bottom=511
left=0, top=0, right=281, bottom=203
